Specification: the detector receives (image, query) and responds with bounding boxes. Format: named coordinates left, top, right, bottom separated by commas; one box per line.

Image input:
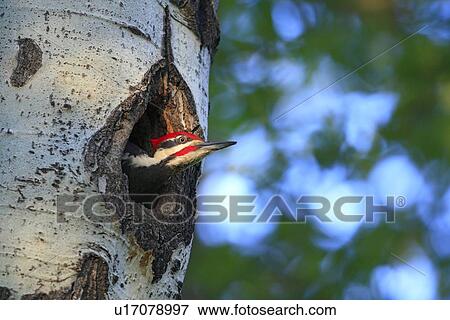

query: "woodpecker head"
left=150, top=131, right=236, bottom=169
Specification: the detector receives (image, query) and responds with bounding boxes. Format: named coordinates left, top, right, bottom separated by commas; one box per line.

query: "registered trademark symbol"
left=396, top=196, right=406, bottom=207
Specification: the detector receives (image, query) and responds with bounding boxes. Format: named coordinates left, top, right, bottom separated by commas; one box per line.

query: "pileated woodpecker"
left=122, top=131, right=236, bottom=199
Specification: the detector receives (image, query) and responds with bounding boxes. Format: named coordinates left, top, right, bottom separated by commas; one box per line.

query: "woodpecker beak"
left=196, top=141, right=237, bottom=151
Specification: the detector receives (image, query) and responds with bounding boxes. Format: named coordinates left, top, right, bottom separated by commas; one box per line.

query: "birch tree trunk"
left=0, top=0, right=219, bottom=299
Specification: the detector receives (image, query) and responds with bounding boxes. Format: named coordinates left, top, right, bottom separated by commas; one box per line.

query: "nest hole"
left=127, top=99, right=167, bottom=156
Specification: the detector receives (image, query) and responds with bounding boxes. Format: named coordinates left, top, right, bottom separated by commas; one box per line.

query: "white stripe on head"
left=153, top=140, right=200, bottom=161
left=167, top=148, right=210, bottom=167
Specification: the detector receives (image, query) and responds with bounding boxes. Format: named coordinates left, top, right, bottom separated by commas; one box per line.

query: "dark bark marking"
left=162, top=6, right=174, bottom=65
left=170, top=0, right=220, bottom=55
left=21, top=254, right=109, bottom=300
left=171, top=259, right=182, bottom=274
left=10, top=38, right=43, bottom=87
left=69, top=254, right=110, bottom=300
left=0, top=286, right=11, bottom=300
left=197, top=0, right=220, bottom=54
left=121, top=24, right=153, bottom=43
left=64, top=9, right=156, bottom=46
left=84, top=6, right=202, bottom=290
left=170, top=280, right=183, bottom=300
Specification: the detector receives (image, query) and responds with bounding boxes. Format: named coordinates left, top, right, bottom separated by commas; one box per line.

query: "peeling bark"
left=0, top=0, right=215, bottom=299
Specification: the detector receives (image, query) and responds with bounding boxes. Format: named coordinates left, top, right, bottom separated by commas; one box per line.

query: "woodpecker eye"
left=176, top=135, right=188, bottom=144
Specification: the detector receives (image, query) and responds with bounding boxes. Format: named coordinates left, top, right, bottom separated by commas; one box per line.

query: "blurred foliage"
left=183, top=0, right=450, bottom=299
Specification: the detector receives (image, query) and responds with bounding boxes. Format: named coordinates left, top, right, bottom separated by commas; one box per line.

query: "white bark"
left=0, top=0, right=214, bottom=299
